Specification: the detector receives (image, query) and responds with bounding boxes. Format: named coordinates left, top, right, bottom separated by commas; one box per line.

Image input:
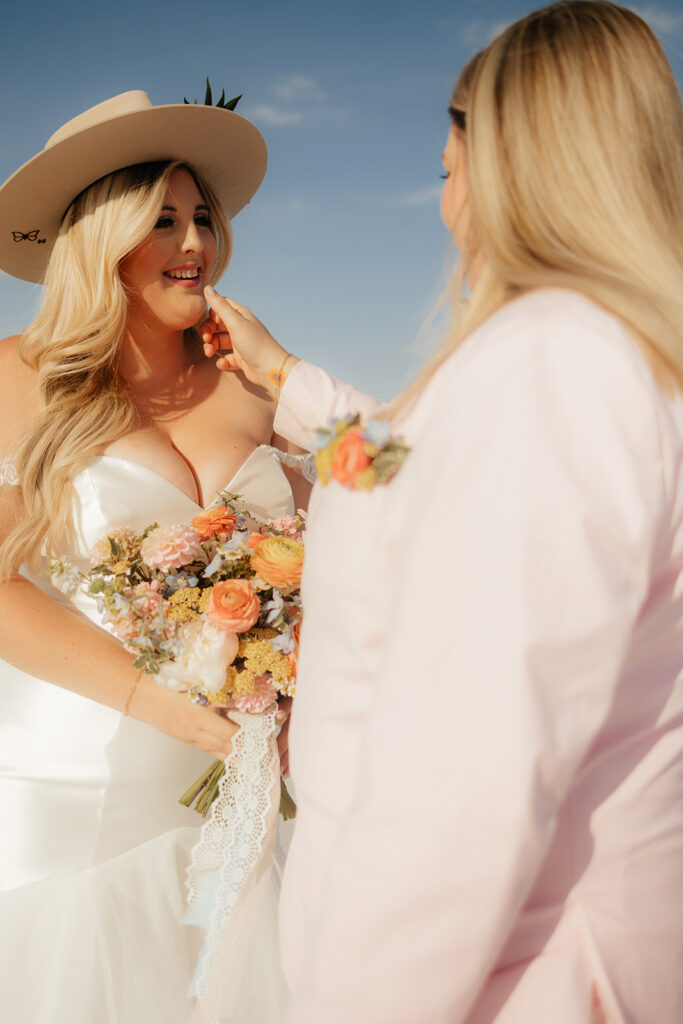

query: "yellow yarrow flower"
left=315, top=435, right=342, bottom=485
left=167, top=604, right=199, bottom=624
left=353, top=465, right=379, bottom=491
left=169, top=586, right=202, bottom=608
left=208, top=628, right=295, bottom=703
left=167, top=586, right=203, bottom=624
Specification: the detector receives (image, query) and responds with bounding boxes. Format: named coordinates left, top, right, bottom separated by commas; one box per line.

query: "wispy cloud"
left=273, top=74, right=327, bottom=103
left=392, top=184, right=443, bottom=208
left=633, top=6, right=683, bottom=36
left=247, top=104, right=303, bottom=127
left=283, top=197, right=309, bottom=214
left=246, top=75, right=328, bottom=129
left=256, top=196, right=312, bottom=217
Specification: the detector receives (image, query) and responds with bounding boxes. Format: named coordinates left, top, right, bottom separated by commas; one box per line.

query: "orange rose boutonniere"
left=314, top=414, right=410, bottom=491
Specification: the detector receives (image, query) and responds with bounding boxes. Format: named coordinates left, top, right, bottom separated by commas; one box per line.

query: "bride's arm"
left=0, top=339, right=238, bottom=759
left=0, top=497, right=238, bottom=759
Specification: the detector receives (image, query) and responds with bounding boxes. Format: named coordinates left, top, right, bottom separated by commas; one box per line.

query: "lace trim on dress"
left=265, top=445, right=317, bottom=484
left=185, top=707, right=280, bottom=1022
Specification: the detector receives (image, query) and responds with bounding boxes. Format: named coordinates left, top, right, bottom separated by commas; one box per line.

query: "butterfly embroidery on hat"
left=12, top=230, right=46, bottom=244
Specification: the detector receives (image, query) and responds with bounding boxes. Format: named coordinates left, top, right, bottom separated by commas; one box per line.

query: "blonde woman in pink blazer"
left=201, top=3, right=683, bottom=1020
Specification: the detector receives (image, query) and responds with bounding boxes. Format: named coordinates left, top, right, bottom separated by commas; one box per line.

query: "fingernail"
left=205, top=285, right=216, bottom=295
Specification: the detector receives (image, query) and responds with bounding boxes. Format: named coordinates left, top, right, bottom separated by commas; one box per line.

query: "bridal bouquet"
left=50, top=494, right=304, bottom=817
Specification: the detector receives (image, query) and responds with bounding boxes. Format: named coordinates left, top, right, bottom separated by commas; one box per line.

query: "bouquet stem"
left=279, top=778, right=297, bottom=821
left=179, top=758, right=224, bottom=816
left=179, top=758, right=297, bottom=820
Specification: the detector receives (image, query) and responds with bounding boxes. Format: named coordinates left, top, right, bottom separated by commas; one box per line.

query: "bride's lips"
left=163, top=263, right=202, bottom=288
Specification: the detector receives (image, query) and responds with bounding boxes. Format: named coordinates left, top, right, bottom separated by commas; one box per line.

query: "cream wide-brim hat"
left=0, top=90, right=267, bottom=283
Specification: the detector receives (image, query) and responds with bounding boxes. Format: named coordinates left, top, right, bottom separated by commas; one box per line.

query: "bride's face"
left=120, top=167, right=217, bottom=335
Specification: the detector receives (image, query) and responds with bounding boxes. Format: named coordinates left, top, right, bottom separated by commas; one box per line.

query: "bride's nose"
left=181, top=220, right=203, bottom=254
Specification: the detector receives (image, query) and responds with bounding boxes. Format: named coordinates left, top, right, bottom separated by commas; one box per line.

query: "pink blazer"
left=275, top=290, right=683, bottom=1023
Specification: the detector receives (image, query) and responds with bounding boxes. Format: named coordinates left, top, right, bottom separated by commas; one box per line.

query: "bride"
left=0, top=90, right=307, bottom=1022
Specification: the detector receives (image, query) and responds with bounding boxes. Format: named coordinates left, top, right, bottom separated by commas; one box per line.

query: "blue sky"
left=1, top=0, right=682, bottom=398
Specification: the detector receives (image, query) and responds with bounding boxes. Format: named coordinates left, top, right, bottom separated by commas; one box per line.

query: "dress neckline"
left=89, top=445, right=270, bottom=511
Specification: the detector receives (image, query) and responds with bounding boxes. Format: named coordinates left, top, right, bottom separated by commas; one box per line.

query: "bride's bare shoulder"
left=0, top=335, right=40, bottom=444
left=0, top=334, right=37, bottom=378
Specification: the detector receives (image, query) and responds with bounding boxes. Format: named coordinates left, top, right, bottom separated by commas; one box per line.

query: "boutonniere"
left=313, top=414, right=410, bottom=491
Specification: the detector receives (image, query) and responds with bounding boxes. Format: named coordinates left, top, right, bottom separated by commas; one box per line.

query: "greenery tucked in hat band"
left=184, top=77, right=242, bottom=111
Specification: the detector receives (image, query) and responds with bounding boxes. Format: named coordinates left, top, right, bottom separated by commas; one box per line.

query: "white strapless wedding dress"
left=0, top=446, right=294, bottom=1024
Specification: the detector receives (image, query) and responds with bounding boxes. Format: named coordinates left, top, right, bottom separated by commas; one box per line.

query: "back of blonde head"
left=401, top=0, right=683, bottom=409
left=1, top=161, right=231, bottom=575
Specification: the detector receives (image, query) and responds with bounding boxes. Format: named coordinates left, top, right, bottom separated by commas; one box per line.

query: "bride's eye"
left=194, top=213, right=212, bottom=228
left=154, top=215, right=175, bottom=229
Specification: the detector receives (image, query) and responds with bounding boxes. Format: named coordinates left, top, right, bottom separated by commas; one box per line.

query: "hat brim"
left=0, top=104, right=267, bottom=282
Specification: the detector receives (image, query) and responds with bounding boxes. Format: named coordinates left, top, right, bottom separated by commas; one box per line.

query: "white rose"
left=157, top=618, right=238, bottom=695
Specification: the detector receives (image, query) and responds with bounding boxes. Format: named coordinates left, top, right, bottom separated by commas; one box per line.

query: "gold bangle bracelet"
left=124, top=668, right=145, bottom=717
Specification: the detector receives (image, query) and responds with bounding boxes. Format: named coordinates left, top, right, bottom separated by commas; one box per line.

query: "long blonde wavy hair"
left=397, top=0, right=683, bottom=412
left=1, top=160, right=231, bottom=575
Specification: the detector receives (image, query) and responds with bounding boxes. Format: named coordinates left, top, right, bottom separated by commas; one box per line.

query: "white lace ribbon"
left=185, top=706, right=280, bottom=1022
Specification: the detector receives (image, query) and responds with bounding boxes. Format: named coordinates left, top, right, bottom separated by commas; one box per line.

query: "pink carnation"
left=108, top=615, right=141, bottom=655
left=132, top=580, right=163, bottom=616
left=233, top=674, right=278, bottom=714
left=268, top=515, right=302, bottom=540
left=140, top=524, right=205, bottom=571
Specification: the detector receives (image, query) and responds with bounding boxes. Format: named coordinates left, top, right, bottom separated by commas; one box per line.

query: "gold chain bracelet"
left=124, top=667, right=145, bottom=717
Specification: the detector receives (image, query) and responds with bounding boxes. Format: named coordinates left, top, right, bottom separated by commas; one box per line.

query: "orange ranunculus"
left=246, top=531, right=266, bottom=550
left=287, top=620, right=301, bottom=679
left=250, top=536, right=304, bottom=589
left=191, top=507, right=238, bottom=541
left=330, top=431, right=372, bottom=487
left=207, top=579, right=260, bottom=633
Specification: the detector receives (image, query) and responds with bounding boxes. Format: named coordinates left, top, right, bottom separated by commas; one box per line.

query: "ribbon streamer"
left=185, top=706, right=281, bottom=1021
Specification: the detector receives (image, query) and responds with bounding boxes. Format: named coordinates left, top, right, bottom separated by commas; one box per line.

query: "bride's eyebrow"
left=160, top=203, right=210, bottom=211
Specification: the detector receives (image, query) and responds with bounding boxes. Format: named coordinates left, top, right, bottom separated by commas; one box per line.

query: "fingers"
left=201, top=287, right=285, bottom=389
left=216, top=353, right=241, bottom=372
left=219, top=296, right=257, bottom=321
left=204, top=287, right=255, bottom=320
left=212, top=697, right=239, bottom=711
left=203, top=333, right=233, bottom=360
left=204, top=286, right=246, bottom=326
left=280, top=749, right=290, bottom=778
left=276, top=708, right=291, bottom=770
left=200, top=318, right=232, bottom=358
left=197, top=706, right=240, bottom=759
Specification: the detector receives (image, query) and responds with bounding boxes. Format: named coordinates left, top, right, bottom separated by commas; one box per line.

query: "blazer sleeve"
left=284, top=314, right=666, bottom=1023
left=273, top=360, right=387, bottom=451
